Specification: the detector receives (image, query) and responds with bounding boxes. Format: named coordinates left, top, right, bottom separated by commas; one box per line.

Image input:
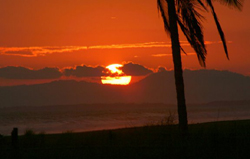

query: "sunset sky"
left=0, top=0, right=249, bottom=81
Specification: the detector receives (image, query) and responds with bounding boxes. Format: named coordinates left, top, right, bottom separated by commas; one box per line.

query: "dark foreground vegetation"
left=1, top=120, right=250, bottom=159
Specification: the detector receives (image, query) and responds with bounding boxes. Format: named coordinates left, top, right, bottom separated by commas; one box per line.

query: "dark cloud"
left=0, top=63, right=153, bottom=80
left=157, top=67, right=167, bottom=72
left=64, top=65, right=106, bottom=77
left=121, top=63, right=153, bottom=76
left=0, top=66, right=62, bottom=79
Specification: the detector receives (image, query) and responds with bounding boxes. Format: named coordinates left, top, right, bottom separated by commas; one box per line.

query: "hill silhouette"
left=0, top=69, right=249, bottom=107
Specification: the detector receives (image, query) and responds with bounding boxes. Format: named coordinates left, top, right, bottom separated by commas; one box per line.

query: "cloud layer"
left=0, top=41, right=224, bottom=57
left=0, top=63, right=153, bottom=80
left=64, top=65, right=106, bottom=77
left=0, top=66, right=62, bottom=79
left=122, top=63, right=153, bottom=76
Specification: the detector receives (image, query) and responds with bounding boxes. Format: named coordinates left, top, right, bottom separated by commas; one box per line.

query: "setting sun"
left=106, top=64, right=123, bottom=75
left=101, top=64, right=132, bottom=85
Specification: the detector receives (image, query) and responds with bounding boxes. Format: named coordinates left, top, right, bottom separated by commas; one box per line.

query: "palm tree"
left=157, top=0, right=243, bottom=134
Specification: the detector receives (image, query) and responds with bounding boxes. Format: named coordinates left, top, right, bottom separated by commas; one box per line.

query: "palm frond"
left=197, top=0, right=208, bottom=11
left=157, top=0, right=171, bottom=34
left=215, top=0, right=244, bottom=10
left=180, top=46, right=187, bottom=55
left=207, top=0, right=229, bottom=59
left=177, top=1, right=207, bottom=67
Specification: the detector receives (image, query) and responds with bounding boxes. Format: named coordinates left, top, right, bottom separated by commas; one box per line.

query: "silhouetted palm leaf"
left=204, top=0, right=243, bottom=59
left=206, top=0, right=229, bottom=59
left=215, top=0, right=243, bottom=10
left=177, top=1, right=207, bottom=66
left=157, top=0, right=170, bottom=34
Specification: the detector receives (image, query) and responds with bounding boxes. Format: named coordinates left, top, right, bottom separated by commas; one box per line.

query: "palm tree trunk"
left=167, top=0, right=188, bottom=134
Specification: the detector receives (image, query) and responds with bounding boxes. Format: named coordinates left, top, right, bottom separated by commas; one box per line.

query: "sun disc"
left=106, top=64, right=123, bottom=75
left=101, top=64, right=132, bottom=85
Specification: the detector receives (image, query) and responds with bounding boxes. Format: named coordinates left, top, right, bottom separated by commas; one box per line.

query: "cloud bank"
left=64, top=65, right=106, bottom=77
left=0, top=62, right=154, bottom=80
left=0, top=66, right=62, bottom=79
left=121, top=63, right=153, bottom=76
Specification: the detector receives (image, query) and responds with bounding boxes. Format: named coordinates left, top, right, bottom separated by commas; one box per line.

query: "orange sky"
left=0, top=0, right=249, bottom=75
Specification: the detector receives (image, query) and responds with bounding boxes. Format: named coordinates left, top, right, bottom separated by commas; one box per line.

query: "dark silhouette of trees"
left=157, top=0, right=243, bottom=134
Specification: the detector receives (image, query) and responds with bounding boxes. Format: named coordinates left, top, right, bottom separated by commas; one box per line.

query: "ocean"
left=0, top=102, right=249, bottom=135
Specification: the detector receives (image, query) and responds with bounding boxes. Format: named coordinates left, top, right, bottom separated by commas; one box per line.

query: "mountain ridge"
left=0, top=69, right=249, bottom=107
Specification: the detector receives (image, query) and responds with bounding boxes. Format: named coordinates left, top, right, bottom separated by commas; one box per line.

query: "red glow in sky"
left=0, top=0, right=249, bottom=76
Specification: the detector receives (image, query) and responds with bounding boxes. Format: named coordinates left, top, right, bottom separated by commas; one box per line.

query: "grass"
left=0, top=120, right=250, bottom=159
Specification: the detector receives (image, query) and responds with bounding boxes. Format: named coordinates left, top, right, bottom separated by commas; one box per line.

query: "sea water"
left=0, top=103, right=249, bottom=135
